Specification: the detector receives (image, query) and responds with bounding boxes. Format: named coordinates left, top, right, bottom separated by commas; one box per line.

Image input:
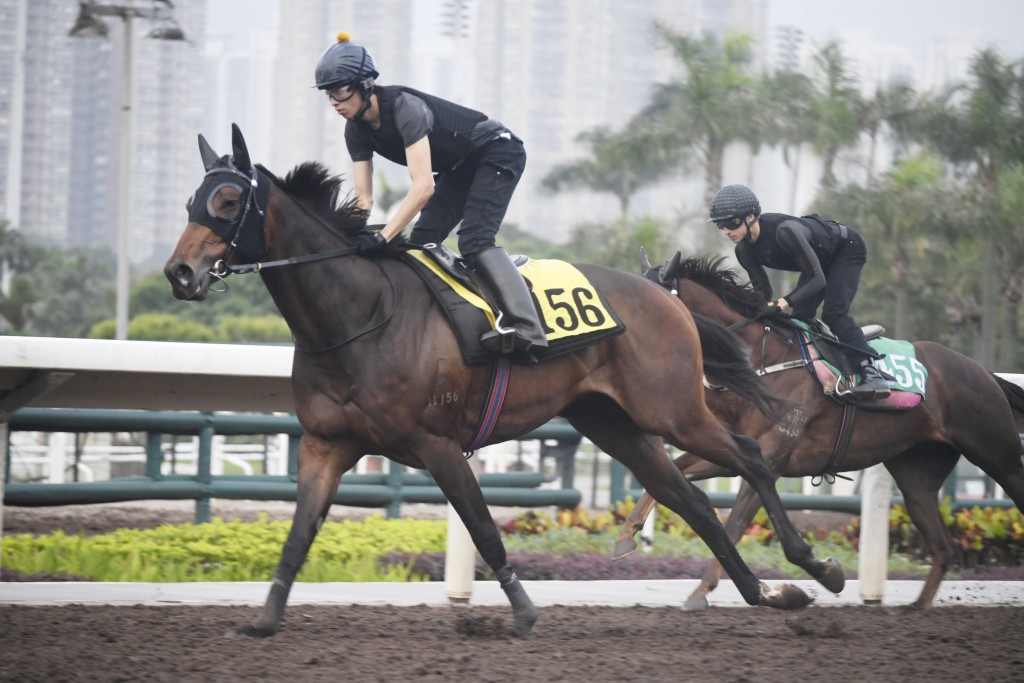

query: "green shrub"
left=2, top=514, right=446, bottom=582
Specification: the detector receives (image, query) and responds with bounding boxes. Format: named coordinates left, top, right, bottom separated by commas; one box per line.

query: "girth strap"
left=812, top=402, right=857, bottom=486
left=465, top=356, right=512, bottom=455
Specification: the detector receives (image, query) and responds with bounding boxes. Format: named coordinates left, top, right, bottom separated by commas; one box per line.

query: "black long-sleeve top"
left=734, top=213, right=844, bottom=307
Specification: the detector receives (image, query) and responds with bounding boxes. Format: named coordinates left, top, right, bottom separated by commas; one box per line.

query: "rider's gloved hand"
left=354, top=230, right=388, bottom=254
left=755, top=300, right=779, bottom=319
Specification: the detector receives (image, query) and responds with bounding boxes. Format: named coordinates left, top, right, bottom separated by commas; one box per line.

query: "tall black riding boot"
left=849, top=358, right=891, bottom=401
left=471, top=247, right=549, bottom=355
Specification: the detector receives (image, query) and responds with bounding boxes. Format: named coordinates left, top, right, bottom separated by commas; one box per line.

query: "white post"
left=47, top=432, right=68, bottom=483
left=445, top=447, right=483, bottom=602
left=858, top=463, right=893, bottom=604
left=444, top=502, right=475, bottom=602
left=115, top=10, right=134, bottom=340
left=640, top=503, right=656, bottom=552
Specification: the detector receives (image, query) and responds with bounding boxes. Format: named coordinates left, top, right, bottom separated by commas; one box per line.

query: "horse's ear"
left=639, top=247, right=652, bottom=277
left=661, top=250, right=682, bottom=283
left=230, top=123, right=252, bottom=174
left=198, top=134, right=219, bottom=171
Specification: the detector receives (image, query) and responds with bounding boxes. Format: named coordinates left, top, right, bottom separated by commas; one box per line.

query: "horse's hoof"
left=760, top=583, right=813, bottom=610
left=683, top=593, right=710, bottom=612
left=611, top=538, right=638, bottom=561
left=231, top=622, right=277, bottom=638
left=513, top=605, right=539, bottom=636
left=815, top=557, right=846, bottom=594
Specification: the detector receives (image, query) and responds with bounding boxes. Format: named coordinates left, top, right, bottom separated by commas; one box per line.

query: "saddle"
left=405, top=243, right=626, bottom=365
left=791, top=318, right=926, bottom=411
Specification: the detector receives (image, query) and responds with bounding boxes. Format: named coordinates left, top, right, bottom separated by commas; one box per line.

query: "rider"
left=708, top=183, right=890, bottom=401
left=314, top=32, right=548, bottom=356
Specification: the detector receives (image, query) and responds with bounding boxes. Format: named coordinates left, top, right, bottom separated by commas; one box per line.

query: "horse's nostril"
left=173, top=264, right=192, bottom=287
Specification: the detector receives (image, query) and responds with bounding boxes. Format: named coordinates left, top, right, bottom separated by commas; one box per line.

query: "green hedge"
left=2, top=514, right=446, bottom=582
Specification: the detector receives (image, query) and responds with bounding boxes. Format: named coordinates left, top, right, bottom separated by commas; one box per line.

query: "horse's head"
left=164, top=124, right=270, bottom=301
left=639, top=247, right=681, bottom=290
left=664, top=253, right=787, bottom=327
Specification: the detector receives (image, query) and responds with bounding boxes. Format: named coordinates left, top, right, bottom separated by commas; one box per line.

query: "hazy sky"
left=206, top=0, right=1024, bottom=60
left=767, top=0, right=1024, bottom=57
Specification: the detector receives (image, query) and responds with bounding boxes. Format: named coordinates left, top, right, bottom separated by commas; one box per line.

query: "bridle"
left=198, top=161, right=361, bottom=282
left=193, top=159, right=392, bottom=354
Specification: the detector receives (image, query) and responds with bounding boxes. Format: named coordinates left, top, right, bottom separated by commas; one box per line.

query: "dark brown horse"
left=615, top=252, right=1024, bottom=610
left=164, top=126, right=842, bottom=637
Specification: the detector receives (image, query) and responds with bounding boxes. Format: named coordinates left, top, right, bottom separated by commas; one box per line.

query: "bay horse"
left=164, top=125, right=841, bottom=637
left=615, top=252, right=1024, bottom=610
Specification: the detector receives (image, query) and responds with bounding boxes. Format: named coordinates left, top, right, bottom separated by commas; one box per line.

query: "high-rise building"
left=471, top=0, right=745, bottom=239
left=4, top=0, right=78, bottom=245
left=272, top=0, right=413, bottom=180
left=0, top=0, right=205, bottom=269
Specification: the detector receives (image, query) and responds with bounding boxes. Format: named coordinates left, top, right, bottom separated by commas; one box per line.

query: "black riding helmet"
left=708, top=184, right=761, bottom=223
left=315, top=32, right=378, bottom=119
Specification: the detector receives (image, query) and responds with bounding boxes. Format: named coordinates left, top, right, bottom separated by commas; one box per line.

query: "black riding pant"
left=408, top=136, right=526, bottom=260
left=790, top=230, right=875, bottom=364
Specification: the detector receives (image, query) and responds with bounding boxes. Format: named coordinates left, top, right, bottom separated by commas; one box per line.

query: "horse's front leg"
left=233, top=435, right=358, bottom=638
left=425, top=443, right=538, bottom=636
left=728, top=433, right=844, bottom=594
left=685, top=478, right=772, bottom=611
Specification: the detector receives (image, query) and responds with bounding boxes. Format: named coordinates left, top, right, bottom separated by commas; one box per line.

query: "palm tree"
left=994, top=164, right=1024, bottom=370
left=804, top=42, right=864, bottom=190
left=907, top=49, right=1024, bottom=368
left=860, top=80, right=918, bottom=182
left=540, top=123, right=681, bottom=221
left=643, top=28, right=760, bottom=207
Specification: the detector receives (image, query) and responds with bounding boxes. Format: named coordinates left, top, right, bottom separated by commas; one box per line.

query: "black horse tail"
left=993, top=374, right=1024, bottom=432
left=693, top=313, right=790, bottom=422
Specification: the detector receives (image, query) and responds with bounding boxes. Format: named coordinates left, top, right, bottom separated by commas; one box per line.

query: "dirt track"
left=2, top=602, right=1023, bottom=682
left=3, top=502, right=1023, bottom=681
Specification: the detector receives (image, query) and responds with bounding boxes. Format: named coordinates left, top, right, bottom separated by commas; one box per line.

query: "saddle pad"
left=797, top=329, right=926, bottom=410
left=406, top=251, right=625, bottom=364
left=868, top=337, right=928, bottom=396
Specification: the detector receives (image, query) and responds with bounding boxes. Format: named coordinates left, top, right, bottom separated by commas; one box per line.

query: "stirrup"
left=849, top=380, right=891, bottom=401
left=480, top=312, right=531, bottom=355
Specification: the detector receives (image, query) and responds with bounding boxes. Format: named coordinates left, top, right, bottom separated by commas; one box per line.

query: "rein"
left=216, top=245, right=360, bottom=276
left=292, top=258, right=398, bottom=355
left=202, top=162, right=395, bottom=353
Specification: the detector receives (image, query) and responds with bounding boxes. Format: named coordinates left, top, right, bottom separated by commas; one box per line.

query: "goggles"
left=714, top=216, right=745, bottom=230
left=326, top=84, right=358, bottom=104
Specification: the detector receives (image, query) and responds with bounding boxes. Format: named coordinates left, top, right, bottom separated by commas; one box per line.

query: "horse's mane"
left=675, top=255, right=773, bottom=320
left=263, top=161, right=405, bottom=246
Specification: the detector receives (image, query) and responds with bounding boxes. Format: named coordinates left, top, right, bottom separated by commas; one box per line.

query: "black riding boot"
left=849, top=358, right=891, bottom=401
left=471, top=247, right=549, bottom=355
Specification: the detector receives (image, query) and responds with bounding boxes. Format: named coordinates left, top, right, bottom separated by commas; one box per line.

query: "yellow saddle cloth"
left=407, top=250, right=625, bottom=364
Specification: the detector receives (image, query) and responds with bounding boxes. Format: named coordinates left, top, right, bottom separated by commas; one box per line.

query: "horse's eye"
left=207, top=183, right=243, bottom=220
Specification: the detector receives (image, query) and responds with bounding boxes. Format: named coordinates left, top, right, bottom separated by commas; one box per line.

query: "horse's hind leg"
left=235, top=435, right=357, bottom=638
left=663, top=412, right=844, bottom=594
left=565, top=401, right=810, bottom=610
left=884, top=445, right=959, bottom=610
left=612, top=454, right=732, bottom=560
left=686, top=479, right=773, bottom=611
left=612, top=491, right=656, bottom=560
left=423, top=441, right=537, bottom=636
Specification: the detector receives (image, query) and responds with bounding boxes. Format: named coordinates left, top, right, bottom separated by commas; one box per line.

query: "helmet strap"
left=741, top=215, right=756, bottom=243
left=354, top=85, right=374, bottom=120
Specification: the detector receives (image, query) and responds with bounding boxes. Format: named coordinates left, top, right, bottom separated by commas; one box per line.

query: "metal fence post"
left=145, top=432, right=163, bottom=480
left=610, top=457, right=628, bottom=507
left=195, top=420, right=214, bottom=523
left=386, top=458, right=403, bottom=519
left=287, top=435, right=300, bottom=481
